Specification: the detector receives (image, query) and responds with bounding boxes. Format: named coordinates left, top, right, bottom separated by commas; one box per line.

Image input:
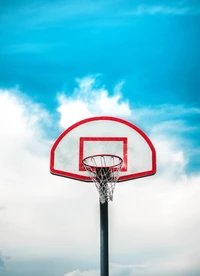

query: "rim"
left=82, top=154, right=123, bottom=169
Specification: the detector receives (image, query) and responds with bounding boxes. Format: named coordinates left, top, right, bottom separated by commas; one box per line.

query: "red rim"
left=82, top=154, right=123, bottom=169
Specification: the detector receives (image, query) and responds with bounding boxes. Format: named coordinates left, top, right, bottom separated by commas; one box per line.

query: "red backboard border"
left=50, top=116, right=156, bottom=182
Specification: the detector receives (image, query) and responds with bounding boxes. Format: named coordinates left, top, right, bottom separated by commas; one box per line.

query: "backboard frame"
left=50, top=116, right=156, bottom=182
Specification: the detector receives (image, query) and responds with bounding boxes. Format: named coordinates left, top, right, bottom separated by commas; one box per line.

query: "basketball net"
left=82, top=154, right=123, bottom=203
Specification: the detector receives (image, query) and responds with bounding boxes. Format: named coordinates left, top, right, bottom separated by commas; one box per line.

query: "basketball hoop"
left=50, top=116, right=157, bottom=276
left=82, top=154, right=123, bottom=203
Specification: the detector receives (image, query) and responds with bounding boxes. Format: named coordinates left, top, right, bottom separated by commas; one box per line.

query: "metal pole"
left=100, top=201, right=109, bottom=276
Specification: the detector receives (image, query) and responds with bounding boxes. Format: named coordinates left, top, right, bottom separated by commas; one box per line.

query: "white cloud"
left=149, top=104, right=199, bottom=116
left=65, top=253, right=200, bottom=276
left=64, top=263, right=146, bottom=276
left=149, top=251, right=200, bottom=274
left=0, top=89, right=92, bottom=256
left=0, top=80, right=200, bottom=275
left=57, top=76, right=131, bottom=128
left=131, top=104, right=200, bottom=125
left=126, top=4, right=200, bottom=16
left=7, top=0, right=110, bottom=28
left=151, top=119, right=197, bottom=134
left=64, top=270, right=99, bottom=276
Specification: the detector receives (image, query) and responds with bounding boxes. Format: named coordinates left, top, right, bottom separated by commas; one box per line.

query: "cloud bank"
left=57, top=77, right=131, bottom=128
left=0, top=76, right=200, bottom=275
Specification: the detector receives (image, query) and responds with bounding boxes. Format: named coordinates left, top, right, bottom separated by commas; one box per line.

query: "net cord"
left=82, top=155, right=123, bottom=203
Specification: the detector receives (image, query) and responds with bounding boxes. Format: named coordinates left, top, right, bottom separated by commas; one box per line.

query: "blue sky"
left=0, top=0, right=200, bottom=275
left=1, top=0, right=200, bottom=107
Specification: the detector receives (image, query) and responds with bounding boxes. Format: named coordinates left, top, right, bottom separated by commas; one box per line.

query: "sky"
left=0, top=0, right=200, bottom=275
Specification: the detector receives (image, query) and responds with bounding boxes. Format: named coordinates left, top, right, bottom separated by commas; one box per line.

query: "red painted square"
left=79, top=137, right=128, bottom=171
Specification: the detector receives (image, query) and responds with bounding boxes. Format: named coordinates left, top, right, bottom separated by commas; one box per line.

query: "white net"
left=82, top=154, right=123, bottom=203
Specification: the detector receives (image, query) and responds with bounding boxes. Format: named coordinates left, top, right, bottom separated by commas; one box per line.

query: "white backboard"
left=50, top=116, right=156, bottom=182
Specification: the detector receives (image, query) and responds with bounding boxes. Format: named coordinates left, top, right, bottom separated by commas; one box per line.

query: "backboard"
left=50, top=116, right=156, bottom=182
